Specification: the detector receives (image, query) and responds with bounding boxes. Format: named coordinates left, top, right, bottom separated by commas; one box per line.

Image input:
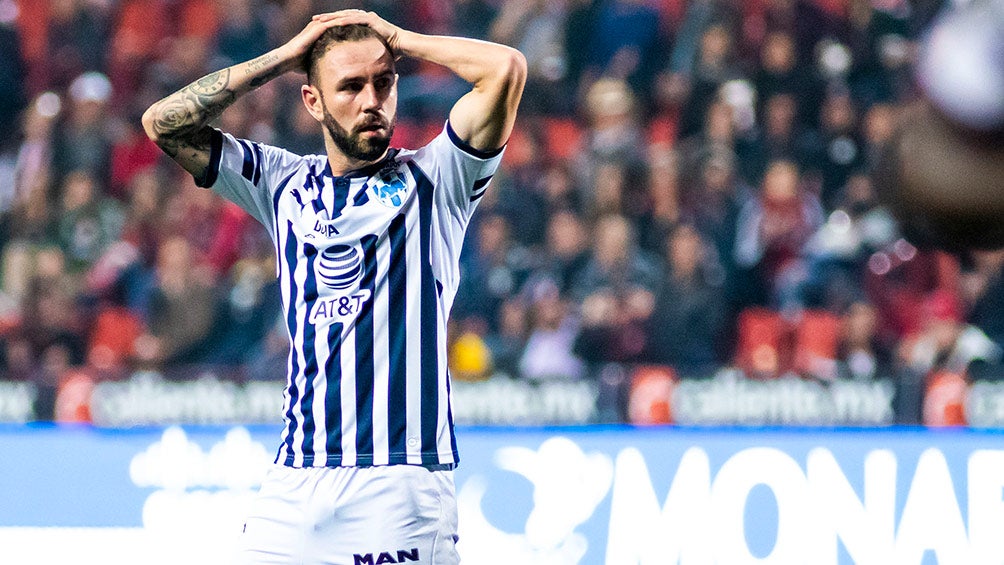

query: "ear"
left=301, top=84, right=324, bottom=122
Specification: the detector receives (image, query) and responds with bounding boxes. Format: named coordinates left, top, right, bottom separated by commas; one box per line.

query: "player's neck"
left=324, top=139, right=389, bottom=177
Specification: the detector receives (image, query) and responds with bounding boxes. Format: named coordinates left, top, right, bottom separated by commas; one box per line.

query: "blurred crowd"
left=1, top=0, right=1002, bottom=424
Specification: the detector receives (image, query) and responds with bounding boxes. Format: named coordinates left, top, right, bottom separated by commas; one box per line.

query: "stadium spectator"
left=686, top=148, right=746, bottom=289
left=18, top=246, right=86, bottom=367
left=0, top=334, right=35, bottom=381
left=965, top=250, right=1004, bottom=366
left=577, top=78, right=645, bottom=185
left=635, top=144, right=681, bottom=254
left=571, top=214, right=660, bottom=366
left=0, top=9, right=27, bottom=150
left=800, top=172, right=897, bottom=312
left=135, top=236, right=219, bottom=366
left=108, top=115, right=163, bottom=200
left=734, top=158, right=823, bottom=308
left=537, top=160, right=584, bottom=215
left=676, top=99, right=736, bottom=190
left=4, top=92, right=61, bottom=217
left=571, top=213, right=661, bottom=302
left=735, top=92, right=816, bottom=186
left=44, top=0, right=110, bottom=90
left=676, top=22, right=743, bottom=139
left=579, top=0, right=665, bottom=100
left=644, top=222, right=726, bottom=377
left=455, top=212, right=533, bottom=333
left=106, top=0, right=173, bottom=98
left=538, top=209, right=591, bottom=296
left=483, top=297, right=529, bottom=378
left=50, top=72, right=115, bottom=187
left=489, top=0, right=566, bottom=113
left=752, top=30, right=821, bottom=127
left=835, top=300, right=892, bottom=381
left=86, top=281, right=144, bottom=374
left=244, top=316, right=289, bottom=381
left=520, top=277, right=586, bottom=381
left=56, top=169, right=124, bottom=271
left=899, top=290, right=1003, bottom=379
left=200, top=235, right=282, bottom=366
left=809, top=87, right=863, bottom=208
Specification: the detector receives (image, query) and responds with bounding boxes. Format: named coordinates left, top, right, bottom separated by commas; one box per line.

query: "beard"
left=320, top=102, right=394, bottom=163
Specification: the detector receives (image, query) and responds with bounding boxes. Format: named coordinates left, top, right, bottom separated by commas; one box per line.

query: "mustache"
left=355, top=115, right=388, bottom=133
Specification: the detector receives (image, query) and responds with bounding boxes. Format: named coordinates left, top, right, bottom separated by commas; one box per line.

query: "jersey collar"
left=324, top=148, right=401, bottom=180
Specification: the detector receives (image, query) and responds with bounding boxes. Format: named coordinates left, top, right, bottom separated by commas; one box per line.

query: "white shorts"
left=232, top=464, right=459, bottom=565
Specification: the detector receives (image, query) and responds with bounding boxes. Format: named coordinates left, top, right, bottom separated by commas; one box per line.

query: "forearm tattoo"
left=150, top=68, right=235, bottom=158
left=246, top=52, right=284, bottom=87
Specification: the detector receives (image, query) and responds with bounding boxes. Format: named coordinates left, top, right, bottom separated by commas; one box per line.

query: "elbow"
left=504, top=48, right=528, bottom=92
left=140, top=105, right=160, bottom=144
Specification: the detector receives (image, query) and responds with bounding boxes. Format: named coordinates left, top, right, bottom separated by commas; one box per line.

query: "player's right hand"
left=279, top=16, right=346, bottom=73
left=311, top=10, right=404, bottom=57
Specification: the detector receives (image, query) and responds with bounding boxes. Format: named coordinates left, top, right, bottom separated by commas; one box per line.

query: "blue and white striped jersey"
left=197, top=122, right=503, bottom=468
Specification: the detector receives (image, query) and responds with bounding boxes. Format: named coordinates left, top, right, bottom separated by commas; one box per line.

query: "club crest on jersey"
left=373, top=167, right=407, bottom=208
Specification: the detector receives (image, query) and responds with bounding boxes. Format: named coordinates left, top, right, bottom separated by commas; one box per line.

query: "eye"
left=375, top=76, right=393, bottom=91
left=341, top=81, right=363, bottom=93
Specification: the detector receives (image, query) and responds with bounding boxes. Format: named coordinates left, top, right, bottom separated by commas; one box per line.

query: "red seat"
left=542, top=118, right=583, bottom=161
left=88, top=306, right=144, bottom=370
left=924, top=371, right=968, bottom=427
left=627, top=365, right=677, bottom=425
left=55, top=371, right=95, bottom=424
left=793, top=310, right=841, bottom=379
left=735, top=308, right=786, bottom=378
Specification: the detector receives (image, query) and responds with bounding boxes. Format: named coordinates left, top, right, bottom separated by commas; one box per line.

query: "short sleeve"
left=410, top=121, right=506, bottom=221
left=195, top=129, right=304, bottom=239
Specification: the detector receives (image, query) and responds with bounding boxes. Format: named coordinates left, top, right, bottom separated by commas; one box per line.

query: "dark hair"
left=306, top=24, right=394, bottom=85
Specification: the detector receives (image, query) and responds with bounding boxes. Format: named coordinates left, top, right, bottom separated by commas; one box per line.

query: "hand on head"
left=311, top=10, right=402, bottom=56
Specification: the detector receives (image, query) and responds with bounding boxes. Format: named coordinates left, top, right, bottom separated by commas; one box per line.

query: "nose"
left=360, top=82, right=381, bottom=111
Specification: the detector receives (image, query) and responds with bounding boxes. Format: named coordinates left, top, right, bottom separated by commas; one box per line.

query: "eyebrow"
left=336, top=70, right=395, bottom=88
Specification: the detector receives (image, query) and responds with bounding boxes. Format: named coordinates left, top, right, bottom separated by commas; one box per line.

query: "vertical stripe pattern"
left=386, top=213, right=408, bottom=460
left=410, top=163, right=440, bottom=465
left=268, top=143, right=491, bottom=469
left=353, top=234, right=378, bottom=463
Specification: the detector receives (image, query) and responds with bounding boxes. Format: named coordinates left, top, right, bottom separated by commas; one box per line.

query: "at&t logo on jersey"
left=317, top=245, right=362, bottom=290
left=311, top=243, right=372, bottom=324
left=310, top=290, right=372, bottom=324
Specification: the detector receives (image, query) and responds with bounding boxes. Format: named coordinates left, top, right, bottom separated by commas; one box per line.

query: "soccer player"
left=142, top=9, right=525, bottom=564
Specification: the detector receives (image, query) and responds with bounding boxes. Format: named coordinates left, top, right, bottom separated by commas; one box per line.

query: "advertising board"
left=0, top=425, right=1002, bottom=564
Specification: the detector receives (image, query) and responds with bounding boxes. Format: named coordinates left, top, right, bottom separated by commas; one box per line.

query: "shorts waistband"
left=422, top=463, right=455, bottom=472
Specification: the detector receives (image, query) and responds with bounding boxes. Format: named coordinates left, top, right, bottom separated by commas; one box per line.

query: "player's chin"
left=354, top=136, right=391, bottom=160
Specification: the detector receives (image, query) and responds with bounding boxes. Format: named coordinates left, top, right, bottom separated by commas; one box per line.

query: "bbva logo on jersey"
left=373, top=167, right=408, bottom=208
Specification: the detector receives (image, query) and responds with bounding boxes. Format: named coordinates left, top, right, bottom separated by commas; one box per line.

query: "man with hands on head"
left=143, top=9, right=525, bottom=564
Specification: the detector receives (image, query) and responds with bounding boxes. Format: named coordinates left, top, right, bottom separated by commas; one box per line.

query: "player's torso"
left=274, top=153, right=420, bottom=333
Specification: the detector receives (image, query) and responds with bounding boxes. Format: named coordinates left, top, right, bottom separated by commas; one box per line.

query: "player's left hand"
left=311, top=10, right=404, bottom=57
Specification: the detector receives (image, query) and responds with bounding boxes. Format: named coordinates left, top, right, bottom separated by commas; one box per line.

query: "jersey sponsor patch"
left=316, top=244, right=362, bottom=289
left=310, top=289, right=372, bottom=324
left=353, top=548, right=420, bottom=565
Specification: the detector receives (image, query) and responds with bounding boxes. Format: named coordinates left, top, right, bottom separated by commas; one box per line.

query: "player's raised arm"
left=314, top=10, right=527, bottom=153
left=140, top=17, right=345, bottom=179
